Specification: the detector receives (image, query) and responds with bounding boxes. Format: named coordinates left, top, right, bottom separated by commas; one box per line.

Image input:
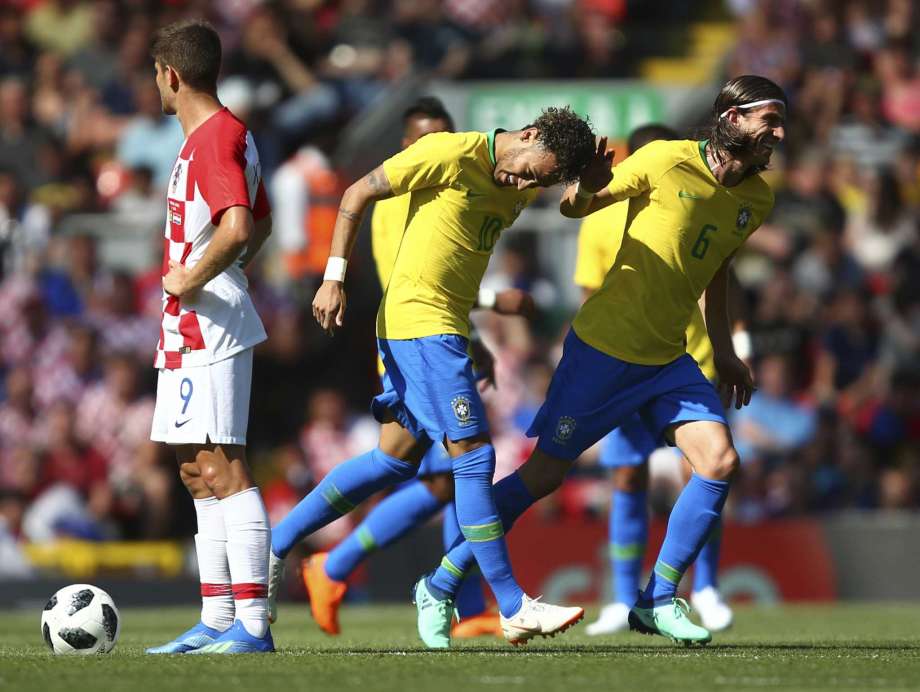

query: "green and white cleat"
left=267, top=550, right=285, bottom=624
left=412, top=577, right=454, bottom=649
left=500, top=595, right=584, bottom=646
left=628, top=598, right=712, bottom=646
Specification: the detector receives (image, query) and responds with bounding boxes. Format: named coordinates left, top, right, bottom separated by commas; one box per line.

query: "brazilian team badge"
left=553, top=416, right=577, bottom=444
left=451, top=395, right=473, bottom=426
left=735, top=205, right=752, bottom=235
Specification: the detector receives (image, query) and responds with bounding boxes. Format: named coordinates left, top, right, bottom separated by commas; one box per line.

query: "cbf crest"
left=735, top=205, right=752, bottom=236
left=553, top=416, right=577, bottom=444
left=451, top=395, right=473, bottom=426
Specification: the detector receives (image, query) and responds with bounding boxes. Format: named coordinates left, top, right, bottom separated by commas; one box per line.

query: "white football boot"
left=267, top=551, right=285, bottom=624
left=690, top=586, right=733, bottom=632
left=585, top=602, right=631, bottom=635
left=500, top=595, right=584, bottom=646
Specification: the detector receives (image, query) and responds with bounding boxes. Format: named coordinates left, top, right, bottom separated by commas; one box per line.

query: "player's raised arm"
left=312, top=165, right=394, bottom=334
left=705, top=255, right=754, bottom=411
left=560, top=136, right=614, bottom=217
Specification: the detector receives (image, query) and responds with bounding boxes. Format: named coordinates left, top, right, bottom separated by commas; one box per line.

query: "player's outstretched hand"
left=715, top=353, right=755, bottom=410
left=578, top=136, right=614, bottom=193
left=493, top=289, right=536, bottom=319
left=313, top=280, right=346, bottom=336
left=470, top=338, right=496, bottom=391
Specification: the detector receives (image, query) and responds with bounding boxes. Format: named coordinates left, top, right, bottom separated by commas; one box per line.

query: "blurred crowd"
left=0, top=0, right=919, bottom=560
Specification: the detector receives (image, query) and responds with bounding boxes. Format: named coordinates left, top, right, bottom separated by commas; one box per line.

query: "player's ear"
left=166, top=65, right=181, bottom=91
left=520, top=127, right=539, bottom=145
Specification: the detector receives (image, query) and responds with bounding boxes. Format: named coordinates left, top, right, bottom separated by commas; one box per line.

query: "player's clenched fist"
left=313, top=280, right=347, bottom=335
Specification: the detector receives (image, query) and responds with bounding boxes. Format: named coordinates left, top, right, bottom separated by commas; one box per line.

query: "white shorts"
left=150, top=348, right=253, bottom=446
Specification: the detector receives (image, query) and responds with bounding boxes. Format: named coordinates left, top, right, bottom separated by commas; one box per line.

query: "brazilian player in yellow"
left=577, top=125, right=732, bottom=636
left=292, top=98, right=533, bottom=640
left=420, top=75, right=786, bottom=646
left=273, top=105, right=599, bottom=648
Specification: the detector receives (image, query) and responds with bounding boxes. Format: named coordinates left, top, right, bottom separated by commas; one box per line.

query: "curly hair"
left=527, top=106, right=596, bottom=186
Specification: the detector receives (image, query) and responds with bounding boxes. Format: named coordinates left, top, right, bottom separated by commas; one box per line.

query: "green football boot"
left=412, top=577, right=455, bottom=649
left=629, top=597, right=712, bottom=646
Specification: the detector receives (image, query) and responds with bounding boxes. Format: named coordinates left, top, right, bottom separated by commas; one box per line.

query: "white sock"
left=194, top=496, right=234, bottom=631
left=221, top=486, right=270, bottom=638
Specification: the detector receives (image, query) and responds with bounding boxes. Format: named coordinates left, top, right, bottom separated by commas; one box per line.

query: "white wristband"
left=323, top=256, right=347, bottom=282
left=575, top=181, right=595, bottom=201
left=733, top=329, right=752, bottom=360
left=477, top=288, right=497, bottom=309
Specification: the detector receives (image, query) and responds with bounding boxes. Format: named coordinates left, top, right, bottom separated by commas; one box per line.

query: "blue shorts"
left=372, top=335, right=488, bottom=445
left=599, top=415, right=657, bottom=468
left=528, top=330, right=727, bottom=462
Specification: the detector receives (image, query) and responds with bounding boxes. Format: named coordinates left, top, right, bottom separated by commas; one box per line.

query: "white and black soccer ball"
left=40, top=584, right=120, bottom=655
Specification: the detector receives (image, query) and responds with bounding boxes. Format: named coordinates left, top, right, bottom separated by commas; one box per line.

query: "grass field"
left=2, top=603, right=919, bottom=692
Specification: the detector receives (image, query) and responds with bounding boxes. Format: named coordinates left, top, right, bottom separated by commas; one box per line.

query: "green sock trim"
left=460, top=520, right=504, bottom=543
left=610, top=542, right=644, bottom=560
left=321, top=483, right=355, bottom=515
left=440, top=556, right=465, bottom=579
left=654, top=559, right=683, bottom=585
left=356, top=526, right=376, bottom=552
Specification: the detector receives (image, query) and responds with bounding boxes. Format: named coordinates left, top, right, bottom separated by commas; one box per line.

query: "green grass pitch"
left=2, top=603, right=919, bottom=691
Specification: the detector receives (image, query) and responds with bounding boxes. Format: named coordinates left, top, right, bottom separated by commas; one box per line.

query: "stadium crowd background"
left=0, top=0, right=919, bottom=569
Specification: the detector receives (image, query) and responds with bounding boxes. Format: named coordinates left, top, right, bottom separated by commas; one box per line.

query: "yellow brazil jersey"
left=573, top=139, right=773, bottom=366
left=371, top=194, right=410, bottom=292
left=574, top=201, right=716, bottom=380
left=378, top=130, right=536, bottom=340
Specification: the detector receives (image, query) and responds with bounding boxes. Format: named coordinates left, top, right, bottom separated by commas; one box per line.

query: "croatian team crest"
left=451, top=395, right=473, bottom=425
left=553, top=416, right=577, bottom=444
left=735, top=205, right=752, bottom=234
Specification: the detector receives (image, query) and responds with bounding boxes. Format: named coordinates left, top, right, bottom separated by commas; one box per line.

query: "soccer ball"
left=40, top=584, right=120, bottom=655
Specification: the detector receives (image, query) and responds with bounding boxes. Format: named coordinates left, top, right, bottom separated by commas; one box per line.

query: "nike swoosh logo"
left=174, top=419, right=192, bottom=428
left=678, top=191, right=704, bottom=200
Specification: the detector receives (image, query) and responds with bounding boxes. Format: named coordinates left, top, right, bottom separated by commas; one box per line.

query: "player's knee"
left=422, top=473, right=454, bottom=503
left=700, top=445, right=739, bottom=481
left=178, top=461, right=207, bottom=495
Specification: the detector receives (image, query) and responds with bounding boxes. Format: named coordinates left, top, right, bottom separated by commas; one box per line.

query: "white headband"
left=719, top=99, right=785, bottom=119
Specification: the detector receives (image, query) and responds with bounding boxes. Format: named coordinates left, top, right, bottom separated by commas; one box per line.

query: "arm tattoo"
left=338, top=208, right=360, bottom=222
left=365, top=167, right=389, bottom=195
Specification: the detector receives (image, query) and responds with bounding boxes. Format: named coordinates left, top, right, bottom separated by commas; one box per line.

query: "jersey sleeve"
left=382, top=132, right=462, bottom=196
left=197, top=129, right=254, bottom=226
left=605, top=140, right=672, bottom=203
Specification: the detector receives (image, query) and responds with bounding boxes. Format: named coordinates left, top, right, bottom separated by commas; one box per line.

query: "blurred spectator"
left=732, top=354, right=817, bottom=465
left=0, top=76, right=52, bottom=193
left=24, top=0, right=95, bottom=58
left=115, top=75, right=184, bottom=188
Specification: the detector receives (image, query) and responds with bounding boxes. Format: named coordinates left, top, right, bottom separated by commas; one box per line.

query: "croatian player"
left=270, top=107, right=598, bottom=647
left=576, top=124, right=732, bottom=636
left=271, top=98, right=531, bottom=639
left=417, top=75, right=785, bottom=646
left=144, top=21, right=274, bottom=655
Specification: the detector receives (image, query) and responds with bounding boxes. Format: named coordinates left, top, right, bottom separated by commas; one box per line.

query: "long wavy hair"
left=707, top=75, right=787, bottom=172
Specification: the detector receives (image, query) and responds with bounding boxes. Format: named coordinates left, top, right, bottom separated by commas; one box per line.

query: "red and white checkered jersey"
left=155, top=108, right=270, bottom=370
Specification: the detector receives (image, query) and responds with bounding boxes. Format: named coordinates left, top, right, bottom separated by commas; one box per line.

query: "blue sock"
left=692, top=520, right=722, bottom=592
left=439, top=445, right=523, bottom=618
left=610, top=489, right=648, bottom=606
left=271, top=448, right=417, bottom=559
left=428, top=470, right=534, bottom=613
left=639, top=475, right=730, bottom=606
left=324, top=480, right=445, bottom=582
left=443, top=501, right=487, bottom=618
